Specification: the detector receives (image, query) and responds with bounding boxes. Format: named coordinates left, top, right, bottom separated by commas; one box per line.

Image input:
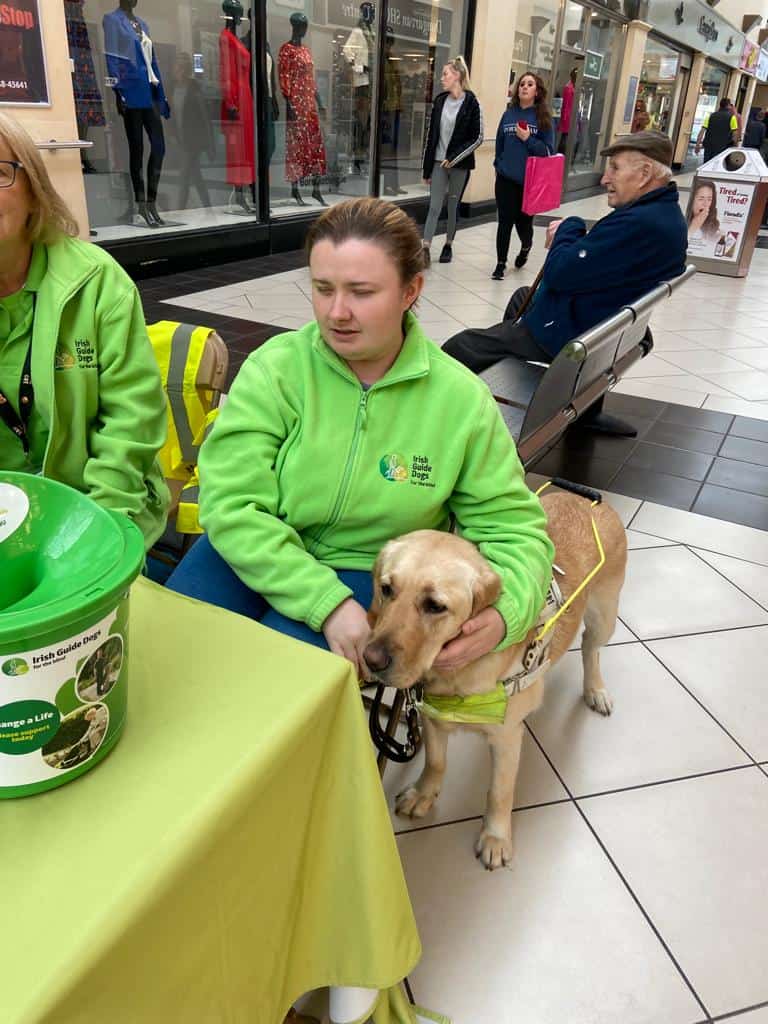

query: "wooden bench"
left=478, top=265, right=696, bottom=465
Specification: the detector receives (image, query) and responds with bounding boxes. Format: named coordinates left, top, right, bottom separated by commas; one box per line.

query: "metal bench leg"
left=377, top=689, right=406, bottom=778
left=575, top=394, right=638, bottom=438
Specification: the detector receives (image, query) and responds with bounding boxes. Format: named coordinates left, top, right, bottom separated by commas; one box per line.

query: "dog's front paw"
left=395, top=785, right=437, bottom=818
left=474, top=828, right=513, bottom=871
left=584, top=687, right=613, bottom=716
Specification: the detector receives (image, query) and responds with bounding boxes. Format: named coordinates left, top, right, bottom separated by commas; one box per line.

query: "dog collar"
left=419, top=581, right=563, bottom=727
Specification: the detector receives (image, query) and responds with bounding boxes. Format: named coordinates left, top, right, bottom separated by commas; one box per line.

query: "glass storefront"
left=551, top=3, right=626, bottom=191
left=636, top=36, right=686, bottom=138
left=69, top=1, right=468, bottom=242
left=689, top=59, right=730, bottom=166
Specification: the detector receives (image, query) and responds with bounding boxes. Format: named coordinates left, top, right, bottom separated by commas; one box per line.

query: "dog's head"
left=363, top=529, right=501, bottom=688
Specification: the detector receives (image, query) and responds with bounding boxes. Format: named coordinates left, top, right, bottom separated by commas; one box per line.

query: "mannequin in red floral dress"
left=219, top=0, right=256, bottom=213
left=278, top=13, right=327, bottom=206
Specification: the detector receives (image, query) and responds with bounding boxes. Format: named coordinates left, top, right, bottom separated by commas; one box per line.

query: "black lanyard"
left=0, top=341, right=33, bottom=454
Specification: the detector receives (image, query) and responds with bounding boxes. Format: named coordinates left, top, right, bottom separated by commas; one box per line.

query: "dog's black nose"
left=363, top=642, right=392, bottom=674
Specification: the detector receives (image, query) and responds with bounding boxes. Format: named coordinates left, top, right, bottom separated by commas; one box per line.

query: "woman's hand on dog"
left=322, top=597, right=371, bottom=680
left=432, top=607, right=506, bottom=671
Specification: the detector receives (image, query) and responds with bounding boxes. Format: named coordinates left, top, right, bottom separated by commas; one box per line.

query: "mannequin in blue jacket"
left=443, top=131, right=688, bottom=435
left=103, top=0, right=171, bottom=228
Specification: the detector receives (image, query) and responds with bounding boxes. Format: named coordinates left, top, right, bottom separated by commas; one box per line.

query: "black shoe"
left=491, top=262, right=506, bottom=280
left=438, top=243, right=452, bottom=263
left=147, top=202, right=165, bottom=226
left=311, top=188, right=328, bottom=206
left=291, top=185, right=307, bottom=206
left=514, top=247, right=531, bottom=269
left=422, top=245, right=431, bottom=267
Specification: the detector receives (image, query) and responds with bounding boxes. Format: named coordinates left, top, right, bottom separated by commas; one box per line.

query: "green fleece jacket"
left=199, top=314, right=554, bottom=643
left=26, top=235, right=168, bottom=547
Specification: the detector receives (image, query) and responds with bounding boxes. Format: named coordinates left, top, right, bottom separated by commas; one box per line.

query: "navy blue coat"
left=102, top=10, right=169, bottom=115
left=523, top=184, right=688, bottom=357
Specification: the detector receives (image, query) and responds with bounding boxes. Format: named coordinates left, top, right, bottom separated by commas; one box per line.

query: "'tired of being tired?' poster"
left=0, top=0, right=49, bottom=106
left=686, top=177, right=755, bottom=262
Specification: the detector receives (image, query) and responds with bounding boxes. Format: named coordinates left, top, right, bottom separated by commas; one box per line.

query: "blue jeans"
left=165, top=535, right=373, bottom=651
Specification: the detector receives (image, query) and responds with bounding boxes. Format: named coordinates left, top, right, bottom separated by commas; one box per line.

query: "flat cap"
left=600, top=131, right=673, bottom=166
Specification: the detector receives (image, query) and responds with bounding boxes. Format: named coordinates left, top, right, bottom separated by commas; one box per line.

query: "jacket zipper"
left=308, top=389, right=369, bottom=554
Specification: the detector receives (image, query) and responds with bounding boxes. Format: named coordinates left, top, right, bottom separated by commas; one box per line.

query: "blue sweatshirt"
left=523, top=184, right=688, bottom=357
left=495, top=105, right=554, bottom=184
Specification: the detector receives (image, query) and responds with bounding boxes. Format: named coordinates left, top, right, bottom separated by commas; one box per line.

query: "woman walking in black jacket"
left=421, top=57, right=483, bottom=264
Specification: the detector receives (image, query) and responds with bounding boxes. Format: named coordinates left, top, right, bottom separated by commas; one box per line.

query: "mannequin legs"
left=122, top=105, right=166, bottom=226
left=291, top=178, right=326, bottom=206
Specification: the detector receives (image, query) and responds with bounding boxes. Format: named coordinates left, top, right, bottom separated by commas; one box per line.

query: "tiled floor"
left=142, top=193, right=768, bottom=1022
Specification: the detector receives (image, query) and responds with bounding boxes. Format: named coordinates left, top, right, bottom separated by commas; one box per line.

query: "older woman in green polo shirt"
left=0, top=112, right=168, bottom=548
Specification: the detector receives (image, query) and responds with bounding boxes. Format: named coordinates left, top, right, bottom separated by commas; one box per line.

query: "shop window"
left=67, top=0, right=257, bottom=240
left=638, top=37, right=682, bottom=136
left=510, top=0, right=560, bottom=90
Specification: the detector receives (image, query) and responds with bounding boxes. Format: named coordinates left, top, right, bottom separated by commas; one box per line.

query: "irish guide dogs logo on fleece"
left=379, top=453, right=409, bottom=482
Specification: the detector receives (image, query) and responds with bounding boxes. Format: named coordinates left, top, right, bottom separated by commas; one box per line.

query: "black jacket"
left=422, top=90, right=483, bottom=176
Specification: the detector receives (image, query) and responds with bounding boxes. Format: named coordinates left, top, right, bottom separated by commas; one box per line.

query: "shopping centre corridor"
left=140, top=197, right=768, bottom=1024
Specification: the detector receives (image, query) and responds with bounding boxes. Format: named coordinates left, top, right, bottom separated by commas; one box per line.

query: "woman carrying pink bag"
left=492, top=71, right=554, bottom=280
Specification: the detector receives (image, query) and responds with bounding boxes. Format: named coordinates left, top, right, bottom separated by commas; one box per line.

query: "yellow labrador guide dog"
left=363, top=487, right=627, bottom=870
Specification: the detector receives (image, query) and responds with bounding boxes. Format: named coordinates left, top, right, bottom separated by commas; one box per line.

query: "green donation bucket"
left=0, top=472, right=145, bottom=798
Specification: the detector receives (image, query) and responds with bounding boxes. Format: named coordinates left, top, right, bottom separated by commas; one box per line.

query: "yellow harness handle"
left=533, top=481, right=606, bottom=643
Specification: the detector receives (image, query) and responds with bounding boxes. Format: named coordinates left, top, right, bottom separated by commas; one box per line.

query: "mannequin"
left=102, top=0, right=170, bottom=227
left=64, top=0, right=106, bottom=174
left=278, top=13, right=327, bottom=206
left=241, top=9, right=279, bottom=165
left=219, top=0, right=256, bottom=213
left=341, top=3, right=374, bottom=174
left=381, top=31, right=405, bottom=195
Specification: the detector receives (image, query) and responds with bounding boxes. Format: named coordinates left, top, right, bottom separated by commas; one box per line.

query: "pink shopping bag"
left=522, top=153, right=565, bottom=215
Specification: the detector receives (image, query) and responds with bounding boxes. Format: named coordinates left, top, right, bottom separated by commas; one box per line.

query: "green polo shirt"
left=0, top=243, right=48, bottom=472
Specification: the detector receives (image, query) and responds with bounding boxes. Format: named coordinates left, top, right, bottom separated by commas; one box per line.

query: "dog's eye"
left=380, top=583, right=393, bottom=599
left=423, top=597, right=447, bottom=615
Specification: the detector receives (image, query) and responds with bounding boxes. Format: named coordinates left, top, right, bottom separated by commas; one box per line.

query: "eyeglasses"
left=0, top=161, right=23, bottom=188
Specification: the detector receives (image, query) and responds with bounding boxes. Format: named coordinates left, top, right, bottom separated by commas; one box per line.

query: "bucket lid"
left=0, top=472, right=145, bottom=646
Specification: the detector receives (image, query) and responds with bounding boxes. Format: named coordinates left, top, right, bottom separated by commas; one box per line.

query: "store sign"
left=644, top=0, right=744, bottom=69
left=740, top=38, right=759, bottom=75
left=583, top=51, right=604, bottom=80
left=328, top=0, right=453, bottom=46
left=686, top=178, right=753, bottom=263
left=758, top=47, right=768, bottom=82
left=0, top=0, right=49, bottom=106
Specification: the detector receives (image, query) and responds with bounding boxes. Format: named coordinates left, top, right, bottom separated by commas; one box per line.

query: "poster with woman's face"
left=686, top=177, right=754, bottom=262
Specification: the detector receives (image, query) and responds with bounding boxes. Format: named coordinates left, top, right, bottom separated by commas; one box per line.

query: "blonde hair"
left=0, top=112, right=79, bottom=243
left=306, top=197, right=426, bottom=279
left=446, top=55, right=470, bottom=90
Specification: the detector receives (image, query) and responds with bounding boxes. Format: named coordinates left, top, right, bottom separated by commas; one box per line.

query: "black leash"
left=369, top=684, right=422, bottom=764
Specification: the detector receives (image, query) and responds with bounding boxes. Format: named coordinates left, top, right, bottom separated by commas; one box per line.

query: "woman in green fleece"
left=167, top=198, right=554, bottom=678
left=0, top=113, right=168, bottom=548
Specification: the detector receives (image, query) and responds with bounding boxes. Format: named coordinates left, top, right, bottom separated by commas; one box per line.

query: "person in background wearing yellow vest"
left=695, top=98, right=739, bottom=162
left=0, top=112, right=168, bottom=548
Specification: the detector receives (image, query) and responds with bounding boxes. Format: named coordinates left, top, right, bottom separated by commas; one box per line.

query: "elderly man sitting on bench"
left=444, top=131, right=688, bottom=435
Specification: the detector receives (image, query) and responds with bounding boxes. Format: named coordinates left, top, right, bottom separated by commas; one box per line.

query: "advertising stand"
left=686, top=148, right=768, bottom=278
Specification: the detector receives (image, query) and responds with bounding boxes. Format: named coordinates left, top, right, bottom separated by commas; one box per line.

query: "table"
left=0, top=578, right=436, bottom=1024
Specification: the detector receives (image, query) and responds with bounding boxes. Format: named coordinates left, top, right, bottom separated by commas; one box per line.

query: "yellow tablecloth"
left=0, top=577, right=426, bottom=1023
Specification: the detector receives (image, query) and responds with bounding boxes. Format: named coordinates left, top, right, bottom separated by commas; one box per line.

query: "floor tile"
left=626, top=442, right=713, bottom=482
left=530, top=644, right=748, bottom=796
left=692, top=549, right=768, bottom=608
left=382, top=727, right=567, bottom=835
left=614, top=380, right=706, bottom=410
left=659, top=350, right=754, bottom=374
left=706, top=457, right=768, bottom=498
left=619, top=546, right=768, bottom=639
left=644, top=421, right=724, bottom=455
left=729, top=415, right=768, bottom=443
left=703, top=395, right=768, bottom=422
left=719, top=435, right=768, bottom=467
left=649, top=626, right=768, bottom=760
left=660, top=405, right=733, bottom=433
left=625, top=529, right=677, bottom=549
left=623, top=354, right=685, bottom=378
left=722, top=1006, right=768, bottom=1022
left=724, top=348, right=768, bottom=370
left=631, top=501, right=768, bottom=565
left=699, top=371, right=768, bottom=402
left=581, top=768, right=768, bottom=1017
left=398, top=806, right=704, bottom=1024
left=692, top=484, right=768, bottom=531
left=529, top=449, right=622, bottom=490
left=608, top=466, right=700, bottom=510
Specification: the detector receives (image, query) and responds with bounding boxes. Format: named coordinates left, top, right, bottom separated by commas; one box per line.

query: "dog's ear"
left=471, top=564, right=502, bottom=617
left=368, top=547, right=388, bottom=626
